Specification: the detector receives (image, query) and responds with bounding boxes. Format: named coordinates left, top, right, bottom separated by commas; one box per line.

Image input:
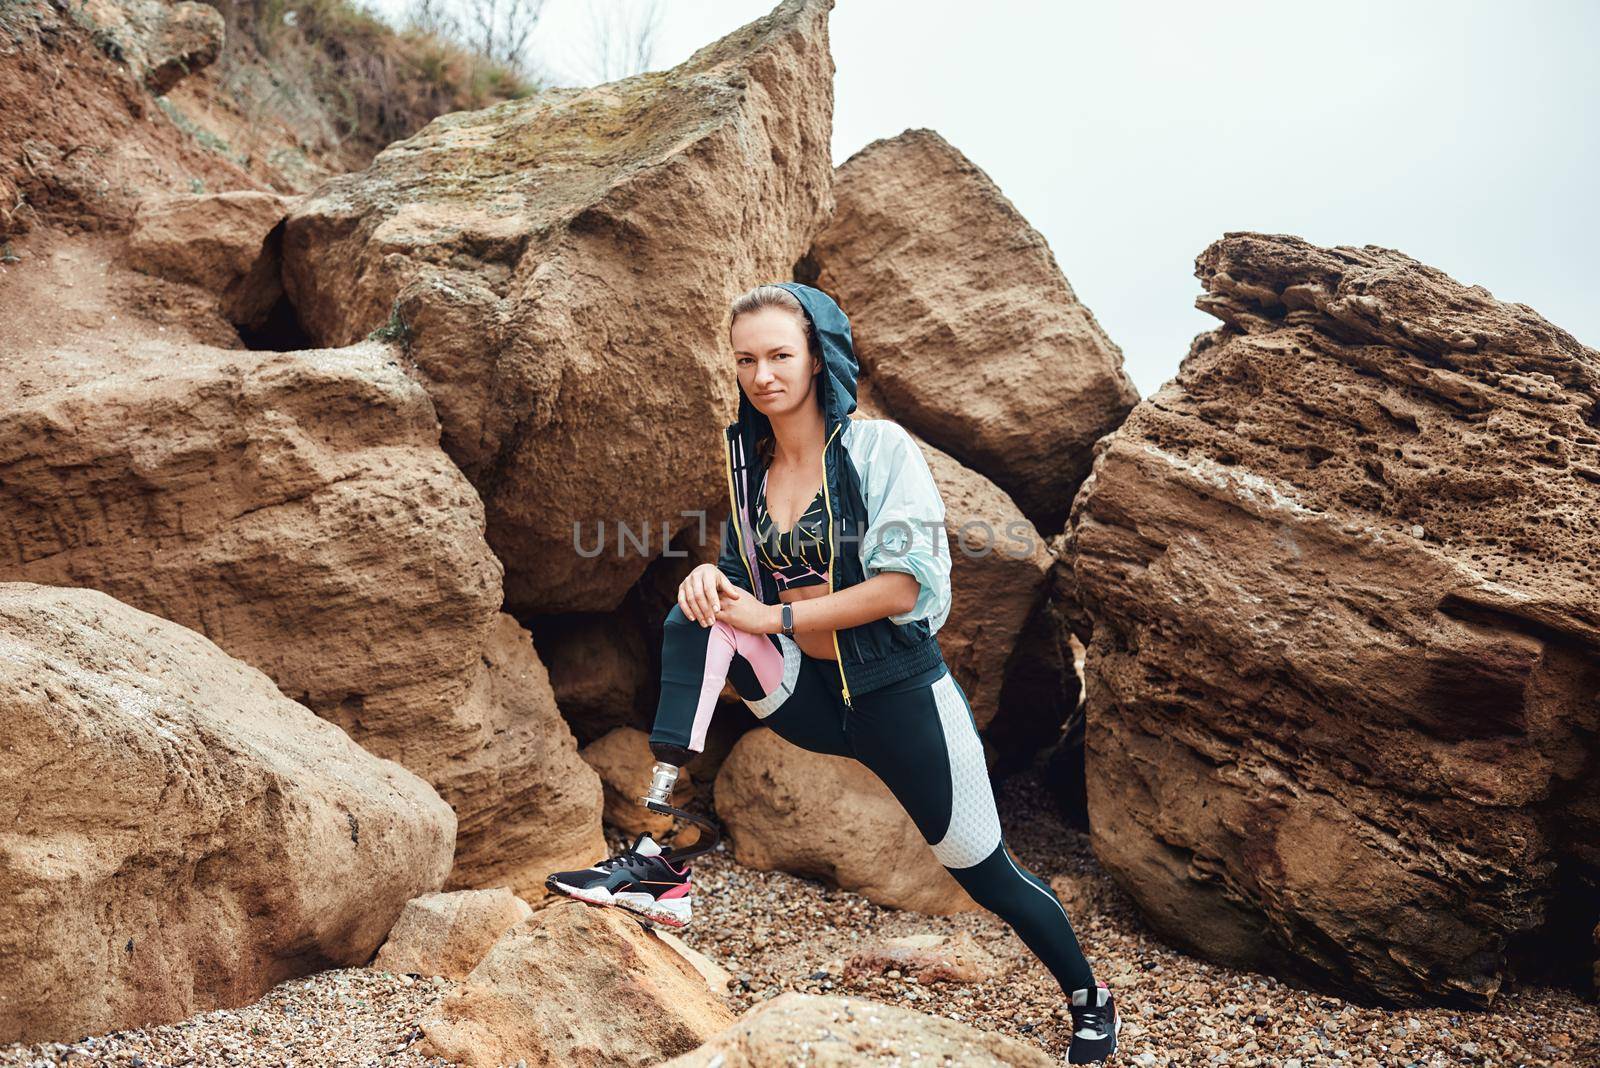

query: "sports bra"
left=753, top=465, right=831, bottom=591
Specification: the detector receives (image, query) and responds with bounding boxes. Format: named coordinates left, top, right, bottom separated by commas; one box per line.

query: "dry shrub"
left=214, top=0, right=535, bottom=159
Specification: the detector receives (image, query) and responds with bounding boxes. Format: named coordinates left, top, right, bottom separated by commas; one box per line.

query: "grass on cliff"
left=224, top=0, right=538, bottom=159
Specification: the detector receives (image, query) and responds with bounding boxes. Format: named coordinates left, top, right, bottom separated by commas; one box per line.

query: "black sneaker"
left=544, top=832, right=693, bottom=928
left=1067, top=980, right=1121, bottom=1063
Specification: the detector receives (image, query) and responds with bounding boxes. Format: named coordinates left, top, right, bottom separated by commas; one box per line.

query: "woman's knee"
left=664, top=603, right=742, bottom=638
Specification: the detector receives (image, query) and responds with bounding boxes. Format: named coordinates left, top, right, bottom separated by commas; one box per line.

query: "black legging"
left=650, top=603, right=1097, bottom=996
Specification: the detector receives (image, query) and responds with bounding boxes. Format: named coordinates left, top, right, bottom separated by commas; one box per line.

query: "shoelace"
left=1072, top=1004, right=1109, bottom=1037
left=596, top=845, right=648, bottom=871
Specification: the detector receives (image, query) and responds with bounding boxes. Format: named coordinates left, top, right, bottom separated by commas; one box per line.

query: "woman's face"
left=732, top=306, right=821, bottom=418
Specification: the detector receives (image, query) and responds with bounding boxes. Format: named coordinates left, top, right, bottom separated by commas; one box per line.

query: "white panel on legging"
left=928, top=671, right=1003, bottom=869
left=743, top=633, right=803, bottom=720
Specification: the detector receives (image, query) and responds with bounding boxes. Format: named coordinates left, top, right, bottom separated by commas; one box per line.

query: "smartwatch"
left=781, top=603, right=795, bottom=638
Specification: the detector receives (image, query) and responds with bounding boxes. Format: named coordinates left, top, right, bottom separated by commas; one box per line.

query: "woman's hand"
left=678, top=563, right=742, bottom=626
left=713, top=584, right=778, bottom=635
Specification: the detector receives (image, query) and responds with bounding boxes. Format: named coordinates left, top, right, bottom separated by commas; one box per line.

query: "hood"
left=732, top=281, right=859, bottom=443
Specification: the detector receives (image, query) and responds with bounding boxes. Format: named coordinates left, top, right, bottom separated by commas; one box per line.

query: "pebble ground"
left=673, top=766, right=1600, bottom=1067
left=3, top=762, right=1595, bottom=1066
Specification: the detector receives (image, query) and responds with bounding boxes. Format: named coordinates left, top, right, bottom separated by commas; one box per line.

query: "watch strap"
left=781, top=603, right=794, bottom=638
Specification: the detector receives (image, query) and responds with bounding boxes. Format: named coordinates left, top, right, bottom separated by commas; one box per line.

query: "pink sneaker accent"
left=658, top=881, right=692, bottom=900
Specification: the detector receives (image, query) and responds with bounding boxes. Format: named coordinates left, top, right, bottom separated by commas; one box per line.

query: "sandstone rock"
left=1065, top=231, right=1600, bottom=1005
left=281, top=0, right=839, bottom=614
left=657, top=991, right=1056, bottom=1067
left=843, top=931, right=999, bottom=985
left=808, top=128, right=1139, bottom=534
left=921, top=431, right=1052, bottom=731
left=714, top=728, right=977, bottom=914
left=536, top=614, right=653, bottom=747
left=438, top=612, right=606, bottom=900
left=0, top=15, right=252, bottom=242
left=1048, top=872, right=1102, bottom=915
left=655, top=930, right=734, bottom=996
left=81, top=0, right=225, bottom=94
left=372, top=888, right=532, bottom=981
left=580, top=727, right=694, bottom=836
left=0, top=582, right=455, bottom=1044
left=126, top=190, right=297, bottom=330
left=418, top=902, right=735, bottom=1067
left=987, top=595, right=1082, bottom=775
left=0, top=337, right=602, bottom=898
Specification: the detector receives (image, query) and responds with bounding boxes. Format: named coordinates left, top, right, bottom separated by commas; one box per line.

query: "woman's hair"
left=729, top=284, right=823, bottom=469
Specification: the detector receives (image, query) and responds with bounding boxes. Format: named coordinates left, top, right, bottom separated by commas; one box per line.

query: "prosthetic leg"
left=637, top=744, right=721, bottom=863
left=543, top=743, right=721, bottom=929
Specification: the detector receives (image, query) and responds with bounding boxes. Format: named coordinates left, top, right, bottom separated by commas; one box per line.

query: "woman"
left=547, top=282, right=1120, bottom=1062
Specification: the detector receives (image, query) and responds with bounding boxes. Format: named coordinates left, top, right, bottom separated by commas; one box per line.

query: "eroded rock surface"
left=371, top=888, right=532, bottom=981
left=0, top=336, right=602, bottom=898
left=81, top=0, right=225, bottom=94
left=126, top=190, right=296, bottom=331
left=418, top=903, right=735, bottom=1067
left=0, top=583, right=456, bottom=1044
left=809, top=128, right=1139, bottom=534
left=1065, top=232, right=1600, bottom=1005
left=658, top=991, right=1056, bottom=1067
left=281, top=0, right=839, bottom=614
left=714, top=729, right=977, bottom=914
left=843, top=932, right=999, bottom=985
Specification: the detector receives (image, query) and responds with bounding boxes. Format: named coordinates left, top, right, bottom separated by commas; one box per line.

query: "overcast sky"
left=365, top=0, right=1599, bottom=397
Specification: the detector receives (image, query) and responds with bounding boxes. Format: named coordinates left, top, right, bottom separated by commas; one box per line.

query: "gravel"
left=669, top=763, right=1600, bottom=1068
left=0, top=969, right=457, bottom=1067
left=4, top=760, right=1596, bottom=1066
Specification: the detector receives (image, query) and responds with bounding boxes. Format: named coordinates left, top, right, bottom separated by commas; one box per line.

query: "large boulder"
left=280, top=0, right=840, bottom=614
left=371, top=888, right=533, bottom=981
left=418, top=902, right=736, bottom=1066
left=0, top=336, right=603, bottom=897
left=922, top=430, right=1053, bottom=731
left=0, top=582, right=456, bottom=1044
left=713, top=728, right=977, bottom=914
left=1065, top=232, right=1600, bottom=1005
left=808, top=128, right=1139, bottom=535
left=658, top=991, right=1056, bottom=1067
left=125, top=190, right=297, bottom=331
left=535, top=614, right=653, bottom=747
left=435, top=612, right=606, bottom=899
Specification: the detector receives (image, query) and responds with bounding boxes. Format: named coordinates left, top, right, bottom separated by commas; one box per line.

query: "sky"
left=363, top=0, right=1600, bottom=398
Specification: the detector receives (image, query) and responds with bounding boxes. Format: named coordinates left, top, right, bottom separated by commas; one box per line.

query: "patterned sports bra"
left=753, top=465, right=832, bottom=591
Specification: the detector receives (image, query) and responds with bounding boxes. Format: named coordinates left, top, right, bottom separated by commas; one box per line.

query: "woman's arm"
left=745, top=572, right=920, bottom=635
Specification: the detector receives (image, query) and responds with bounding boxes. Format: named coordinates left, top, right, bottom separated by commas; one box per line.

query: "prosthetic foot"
left=543, top=756, right=723, bottom=930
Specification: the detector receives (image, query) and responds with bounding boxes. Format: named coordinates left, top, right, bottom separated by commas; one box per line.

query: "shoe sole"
left=547, top=878, right=693, bottom=928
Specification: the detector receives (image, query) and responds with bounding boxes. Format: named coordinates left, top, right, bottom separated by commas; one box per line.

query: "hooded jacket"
left=715, top=282, right=953, bottom=707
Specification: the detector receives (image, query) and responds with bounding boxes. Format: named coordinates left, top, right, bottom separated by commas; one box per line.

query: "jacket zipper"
left=819, top=421, right=852, bottom=708
left=729, top=422, right=853, bottom=709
